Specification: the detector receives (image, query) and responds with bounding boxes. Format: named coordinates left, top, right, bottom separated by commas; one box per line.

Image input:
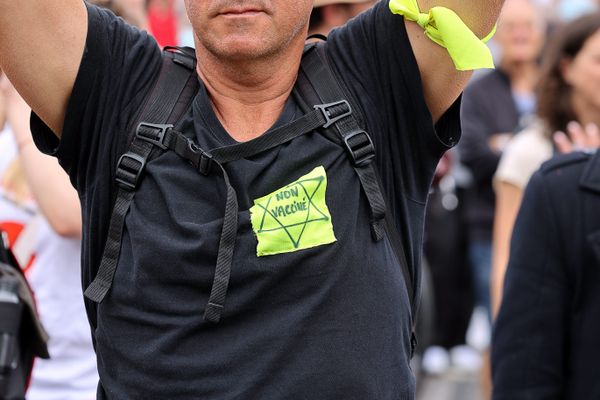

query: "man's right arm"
left=0, top=0, right=87, bottom=138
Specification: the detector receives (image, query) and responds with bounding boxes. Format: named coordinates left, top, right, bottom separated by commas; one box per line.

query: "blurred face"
left=562, top=30, right=600, bottom=112
left=495, top=0, right=545, bottom=63
left=185, top=0, right=313, bottom=61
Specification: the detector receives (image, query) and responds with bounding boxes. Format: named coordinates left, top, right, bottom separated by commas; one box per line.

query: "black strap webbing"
left=298, top=45, right=416, bottom=317
left=85, top=48, right=198, bottom=303
left=159, top=94, right=354, bottom=323
left=301, top=47, right=386, bottom=241
left=85, top=43, right=416, bottom=330
left=163, top=101, right=338, bottom=166
left=202, top=162, right=238, bottom=323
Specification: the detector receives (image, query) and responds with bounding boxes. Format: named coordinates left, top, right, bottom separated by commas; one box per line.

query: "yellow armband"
left=389, top=0, right=496, bottom=71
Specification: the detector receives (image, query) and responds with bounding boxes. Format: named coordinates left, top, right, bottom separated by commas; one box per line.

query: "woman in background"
left=491, top=12, right=600, bottom=317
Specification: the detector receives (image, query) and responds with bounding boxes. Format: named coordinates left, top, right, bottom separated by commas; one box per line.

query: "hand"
left=554, top=121, right=600, bottom=154
left=488, top=133, right=513, bottom=153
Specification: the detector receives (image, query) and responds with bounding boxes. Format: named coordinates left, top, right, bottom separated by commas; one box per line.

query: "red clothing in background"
left=148, top=0, right=177, bottom=48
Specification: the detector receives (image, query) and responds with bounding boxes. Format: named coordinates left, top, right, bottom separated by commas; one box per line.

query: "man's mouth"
left=220, top=7, right=265, bottom=17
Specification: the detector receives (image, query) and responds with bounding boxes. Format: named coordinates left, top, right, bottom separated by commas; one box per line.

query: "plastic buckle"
left=188, top=141, right=213, bottom=176
left=136, top=123, right=173, bottom=150
left=314, top=100, right=352, bottom=129
left=115, top=152, right=146, bottom=191
left=344, top=130, right=375, bottom=167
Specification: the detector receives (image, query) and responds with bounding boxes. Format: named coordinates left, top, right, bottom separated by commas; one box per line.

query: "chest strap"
left=85, top=86, right=354, bottom=323
left=86, top=45, right=407, bottom=326
left=165, top=96, right=355, bottom=323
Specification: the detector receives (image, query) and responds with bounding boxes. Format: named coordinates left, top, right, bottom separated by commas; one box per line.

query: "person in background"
left=459, top=0, right=545, bottom=321
left=492, top=132, right=600, bottom=398
left=491, top=13, right=600, bottom=317
left=309, top=0, right=377, bottom=36
left=0, top=73, right=98, bottom=400
left=90, top=0, right=148, bottom=29
left=421, top=150, right=477, bottom=375
left=147, top=0, right=178, bottom=47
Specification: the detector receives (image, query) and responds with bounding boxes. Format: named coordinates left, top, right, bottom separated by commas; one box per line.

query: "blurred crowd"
left=1, top=0, right=600, bottom=399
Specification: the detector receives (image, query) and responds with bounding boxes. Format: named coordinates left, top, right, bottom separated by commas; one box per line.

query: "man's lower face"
left=208, top=12, right=278, bottom=58
left=187, top=0, right=312, bottom=60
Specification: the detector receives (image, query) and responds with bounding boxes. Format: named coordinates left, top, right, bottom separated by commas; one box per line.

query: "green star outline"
left=255, top=176, right=330, bottom=249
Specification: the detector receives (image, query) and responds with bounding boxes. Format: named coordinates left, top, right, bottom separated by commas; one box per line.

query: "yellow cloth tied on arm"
left=389, top=0, right=496, bottom=71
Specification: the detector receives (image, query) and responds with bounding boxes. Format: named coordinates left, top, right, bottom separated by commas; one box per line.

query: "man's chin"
left=211, top=41, right=280, bottom=62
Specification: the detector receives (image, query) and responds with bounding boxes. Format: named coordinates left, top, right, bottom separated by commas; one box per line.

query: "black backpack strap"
left=84, top=47, right=199, bottom=303
left=300, top=46, right=386, bottom=241
left=297, top=44, right=416, bottom=327
left=154, top=84, right=358, bottom=324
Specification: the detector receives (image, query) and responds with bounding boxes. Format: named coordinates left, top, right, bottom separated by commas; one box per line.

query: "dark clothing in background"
left=493, top=150, right=600, bottom=400
left=424, top=184, right=474, bottom=349
left=31, top=3, right=460, bottom=399
left=459, top=69, right=520, bottom=241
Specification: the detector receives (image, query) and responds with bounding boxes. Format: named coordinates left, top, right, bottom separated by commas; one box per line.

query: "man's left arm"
left=406, top=0, right=504, bottom=121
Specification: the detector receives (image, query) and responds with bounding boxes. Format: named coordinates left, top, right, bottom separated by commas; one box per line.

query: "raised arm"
left=0, top=0, right=87, bottom=137
left=406, top=0, right=503, bottom=121
left=2, top=76, right=82, bottom=237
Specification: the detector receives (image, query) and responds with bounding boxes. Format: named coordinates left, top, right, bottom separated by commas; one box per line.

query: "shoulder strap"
left=297, top=44, right=417, bottom=328
left=85, top=47, right=199, bottom=303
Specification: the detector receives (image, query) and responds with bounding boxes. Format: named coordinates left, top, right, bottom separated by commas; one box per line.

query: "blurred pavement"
left=418, top=369, right=483, bottom=400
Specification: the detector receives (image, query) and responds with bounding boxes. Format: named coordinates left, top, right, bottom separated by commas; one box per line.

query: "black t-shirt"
left=33, top=2, right=460, bottom=399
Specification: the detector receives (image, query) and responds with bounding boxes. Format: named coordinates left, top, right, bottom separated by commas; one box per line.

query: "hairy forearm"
left=417, top=0, right=504, bottom=37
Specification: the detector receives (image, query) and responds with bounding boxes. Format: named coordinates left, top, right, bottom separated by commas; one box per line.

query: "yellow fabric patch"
left=250, top=166, right=337, bottom=257
left=389, top=0, right=496, bottom=71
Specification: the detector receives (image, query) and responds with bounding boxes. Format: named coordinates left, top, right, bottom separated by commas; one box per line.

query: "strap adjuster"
left=115, top=152, right=146, bottom=190
left=136, top=123, right=173, bottom=150
left=187, top=141, right=213, bottom=176
left=344, top=130, right=375, bottom=167
left=314, top=100, right=352, bottom=128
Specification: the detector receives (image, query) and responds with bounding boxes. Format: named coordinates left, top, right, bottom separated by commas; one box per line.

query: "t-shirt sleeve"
left=494, top=128, right=553, bottom=191
left=324, top=0, right=461, bottom=202
left=31, top=3, right=162, bottom=193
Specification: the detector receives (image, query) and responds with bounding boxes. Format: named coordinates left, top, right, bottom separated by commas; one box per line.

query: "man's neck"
left=195, top=39, right=305, bottom=142
left=501, top=60, right=539, bottom=95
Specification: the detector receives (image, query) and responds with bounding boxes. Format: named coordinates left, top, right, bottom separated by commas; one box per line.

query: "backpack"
left=0, top=231, right=49, bottom=400
left=83, top=44, right=418, bottom=353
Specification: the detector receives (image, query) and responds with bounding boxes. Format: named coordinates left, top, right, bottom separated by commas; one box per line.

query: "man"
left=0, top=0, right=501, bottom=398
left=309, top=0, right=377, bottom=35
left=459, top=0, right=545, bottom=320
